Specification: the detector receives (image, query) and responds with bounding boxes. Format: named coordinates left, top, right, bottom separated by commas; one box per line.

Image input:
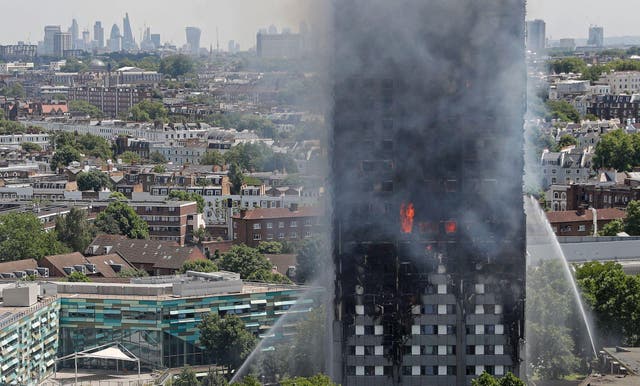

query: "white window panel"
left=475, top=365, right=484, bottom=375
left=438, top=366, right=447, bottom=375
left=438, top=345, right=447, bottom=355
left=496, top=324, right=504, bottom=335
left=412, top=366, right=421, bottom=376
left=356, top=305, right=364, bottom=315
left=412, top=345, right=420, bottom=355
left=374, top=346, right=383, bottom=356
left=355, top=346, right=364, bottom=356
left=475, top=284, right=485, bottom=294
left=412, top=305, right=421, bottom=315
left=495, top=365, right=504, bottom=376
left=411, top=325, right=420, bottom=335
left=475, top=304, right=484, bottom=314
left=374, top=325, right=383, bottom=335
left=356, top=366, right=364, bottom=376
left=375, top=366, right=384, bottom=376
left=495, top=345, right=504, bottom=355
left=355, top=325, right=364, bottom=335
left=437, top=325, right=447, bottom=335
left=475, top=324, right=484, bottom=335
left=495, top=304, right=503, bottom=314
left=475, top=345, right=484, bottom=355
left=437, top=284, right=447, bottom=294
left=438, top=305, right=447, bottom=315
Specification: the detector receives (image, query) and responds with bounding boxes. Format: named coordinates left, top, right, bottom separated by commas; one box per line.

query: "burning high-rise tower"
left=331, top=1, right=526, bottom=385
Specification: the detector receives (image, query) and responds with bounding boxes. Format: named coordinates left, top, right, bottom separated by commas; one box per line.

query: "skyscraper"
left=185, top=27, right=201, bottom=55
left=122, top=13, right=137, bottom=51
left=108, top=24, right=122, bottom=52
left=331, top=1, right=526, bottom=385
left=53, top=32, right=72, bottom=57
left=526, top=19, right=546, bottom=53
left=94, top=21, right=105, bottom=49
left=588, top=25, right=604, bottom=47
left=43, top=25, right=61, bottom=56
left=69, top=18, right=79, bottom=49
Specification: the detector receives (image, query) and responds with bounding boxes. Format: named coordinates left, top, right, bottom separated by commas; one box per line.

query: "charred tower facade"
left=331, top=1, right=526, bottom=385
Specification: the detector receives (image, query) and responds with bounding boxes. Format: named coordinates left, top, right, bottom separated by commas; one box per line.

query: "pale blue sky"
left=0, top=1, right=638, bottom=49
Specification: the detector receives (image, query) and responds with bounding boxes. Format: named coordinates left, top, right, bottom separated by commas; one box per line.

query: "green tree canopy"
left=179, top=259, right=217, bottom=274
left=77, top=169, right=112, bottom=192
left=51, top=145, right=82, bottom=170
left=556, top=134, right=577, bottom=149
left=198, top=313, right=257, bottom=374
left=117, top=267, right=148, bottom=278
left=471, top=372, right=525, bottom=386
left=68, top=100, right=104, bottom=118
left=67, top=271, right=91, bottom=282
left=168, top=190, right=204, bottom=213
left=20, top=142, right=42, bottom=153
left=173, top=366, right=200, bottom=386
left=60, top=58, right=88, bottom=72
left=150, top=151, right=167, bottom=164
left=53, top=132, right=113, bottom=161
left=296, top=237, right=327, bottom=284
left=545, top=100, right=580, bottom=123
left=200, top=151, right=225, bottom=167
left=549, top=57, right=587, bottom=74
left=55, top=207, right=96, bottom=252
left=217, top=245, right=273, bottom=279
left=224, top=143, right=298, bottom=173
left=228, top=162, right=244, bottom=195
left=593, top=129, right=636, bottom=171
left=0, top=212, right=68, bottom=261
left=257, top=241, right=283, bottom=254
left=624, top=200, right=640, bottom=235
left=119, top=151, right=142, bottom=164
left=95, top=201, right=149, bottom=239
left=600, top=218, right=624, bottom=236
left=159, top=54, right=195, bottom=77
left=0, top=82, right=25, bottom=98
left=128, top=100, right=168, bottom=122
left=280, top=375, right=338, bottom=386
left=152, top=164, right=166, bottom=173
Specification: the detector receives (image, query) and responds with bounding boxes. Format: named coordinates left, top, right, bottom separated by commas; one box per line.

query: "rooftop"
left=546, top=208, right=626, bottom=223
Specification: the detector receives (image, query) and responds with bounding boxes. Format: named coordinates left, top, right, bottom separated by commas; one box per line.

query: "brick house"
left=232, top=205, right=323, bottom=247
left=546, top=207, right=626, bottom=236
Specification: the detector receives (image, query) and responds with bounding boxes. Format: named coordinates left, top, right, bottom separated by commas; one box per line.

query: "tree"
left=95, top=201, right=149, bottom=239
left=471, top=372, right=499, bottom=386
left=499, top=372, right=526, bottom=386
left=296, top=238, right=327, bottom=283
left=200, top=151, right=225, bottom=167
left=168, top=190, right=205, bottom=213
left=51, top=145, right=81, bottom=170
left=217, top=245, right=273, bottom=279
left=593, top=129, right=635, bottom=171
left=60, top=58, right=88, bottom=72
left=128, top=100, right=168, bottom=122
left=180, top=259, right=217, bottom=273
left=77, top=169, right=112, bottom=192
left=289, top=307, right=327, bottom=377
left=202, top=371, right=228, bottom=386
left=549, top=57, right=587, bottom=74
left=67, top=271, right=91, bottom=282
left=0, top=82, right=25, bottom=98
left=234, top=376, right=261, bottom=386
left=556, top=134, right=577, bottom=149
left=281, top=375, right=337, bottom=386
left=198, top=313, right=257, bottom=374
left=228, top=162, right=244, bottom=195
left=55, top=207, right=95, bottom=252
left=173, top=366, right=200, bottom=386
left=77, top=133, right=113, bottom=160
left=624, top=200, right=640, bottom=235
left=117, top=268, right=148, bottom=278
left=20, top=142, right=42, bottom=153
left=0, top=212, right=68, bottom=261
left=119, top=151, right=142, bottom=164
left=545, top=100, right=580, bottom=123
left=600, top=219, right=624, bottom=236
left=68, top=100, right=104, bottom=118
left=257, top=241, right=283, bottom=254
left=150, top=151, right=167, bottom=164
left=152, top=164, right=166, bottom=173
left=159, top=54, right=194, bottom=77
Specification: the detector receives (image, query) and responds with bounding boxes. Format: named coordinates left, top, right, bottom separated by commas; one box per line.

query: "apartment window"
left=290, top=221, right=297, bottom=228
left=267, top=234, right=273, bottom=240
left=278, top=233, right=285, bottom=239
left=253, top=223, right=261, bottom=230
left=485, top=325, right=495, bottom=335
left=290, top=232, right=298, bottom=238
left=278, top=221, right=285, bottom=228
left=578, top=225, right=586, bottom=232
left=253, top=234, right=261, bottom=241
left=267, top=222, right=273, bottom=229
left=424, top=304, right=437, bottom=315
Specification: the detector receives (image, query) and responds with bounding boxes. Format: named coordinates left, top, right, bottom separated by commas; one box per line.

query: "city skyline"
left=0, top=1, right=638, bottom=53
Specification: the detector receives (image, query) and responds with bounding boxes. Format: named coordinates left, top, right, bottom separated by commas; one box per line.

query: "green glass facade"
left=0, top=298, right=60, bottom=386
left=58, top=287, right=319, bottom=369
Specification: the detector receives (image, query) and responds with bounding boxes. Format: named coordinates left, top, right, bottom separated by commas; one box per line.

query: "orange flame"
left=445, top=220, right=457, bottom=234
left=400, top=202, right=415, bottom=234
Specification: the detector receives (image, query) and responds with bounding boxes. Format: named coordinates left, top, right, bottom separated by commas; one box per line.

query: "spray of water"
left=525, top=195, right=597, bottom=357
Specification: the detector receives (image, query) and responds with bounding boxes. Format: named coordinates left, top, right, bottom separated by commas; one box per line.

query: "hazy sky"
left=0, top=1, right=638, bottom=49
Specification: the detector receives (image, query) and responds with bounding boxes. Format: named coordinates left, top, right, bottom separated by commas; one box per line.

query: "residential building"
left=232, top=205, right=322, bottom=247
left=40, top=252, right=134, bottom=278
left=546, top=208, right=625, bottom=236
left=526, top=19, right=546, bottom=53
left=257, top=32, right=302, bottom=59
left=0, top=44, right=37, bottom=61
left=85, top=234, right=205, bottom=275
left=67, top=85, right=153, bottom=118
left=53, top=32, right=72, bottom=57
left=540, top=148, right=594, bottom=189
left=185, top=27, right=201, bottom=55
left=43, top=26, right=61, bottom=56
left=588, top=26, right=604, bottom=47
left=602, top=72, right=640, bottom=94
left=331, top=1, right=526, bottom=385
left=109, top=67, right=163, bottom=86
left=588, top=94, right=640, bottom=120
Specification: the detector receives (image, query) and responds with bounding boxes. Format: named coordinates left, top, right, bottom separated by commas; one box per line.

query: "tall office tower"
left=94, top=21, right=105, bottom=49
left=122, top=13, right=137, bottom=51
left=525, top=19, right=546, bottom=53
left=185, top=27, right=202, bottom=55
left=43, top=25, right=61, bottom=56
left=69, top=18, right=79, bottom=48
left=151, top=34, right=161, bottom=49
left=53, top=32, right=72, bottom=57
left=331, top=1, right=526, bottom=385
left=588, top=25, right=604, bottom=47
left=108, top=24, right=122, bottom=52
